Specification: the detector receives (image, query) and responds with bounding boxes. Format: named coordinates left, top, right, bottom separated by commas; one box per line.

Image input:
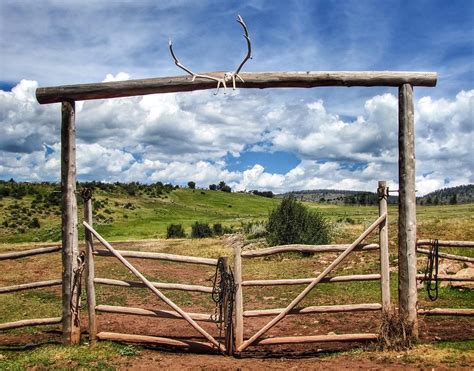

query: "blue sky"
left=0, top=0, right=472, bottom=194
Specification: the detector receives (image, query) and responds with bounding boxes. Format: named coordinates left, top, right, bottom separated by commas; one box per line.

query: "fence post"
left=83, top=189, right=97, bottom=345
left=398, top=84, right=418, bottom=336
left=233, top=244, right=244, bottom=350
left=61, top=100, right=81, bottom=344
left=378, top=181, right=391, bottom=313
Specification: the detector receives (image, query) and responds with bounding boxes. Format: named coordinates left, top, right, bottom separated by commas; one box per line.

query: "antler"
left=231, top=15, right=252, bottom=87
left=168, top=14, right=252, bottom=94
left=169, top=40, right=227, bottom=95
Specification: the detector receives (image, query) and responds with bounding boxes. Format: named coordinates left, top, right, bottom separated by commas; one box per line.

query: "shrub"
left=266, top=195, right=331, bottom=248
left=29, top=217, right=41, bottom=229
left=166, top=224, right=186, bottom=238
left=212, top=223, right=223, bottom=236
left=191, top=222, right=213, bottom=238
left=242, top=221, right=267, bottom=239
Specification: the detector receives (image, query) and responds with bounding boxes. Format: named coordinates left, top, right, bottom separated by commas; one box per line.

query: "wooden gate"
left=82, top=196, right=230, bottom=353
left=232, top=181, right=391, bottom=353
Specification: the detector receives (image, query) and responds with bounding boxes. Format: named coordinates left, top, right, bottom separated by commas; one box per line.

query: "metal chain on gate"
left=423, top=239, right=439, bottom=301
left=211, top=257, right=236, bottom=353
left=71, top=251, right=86, bottom=326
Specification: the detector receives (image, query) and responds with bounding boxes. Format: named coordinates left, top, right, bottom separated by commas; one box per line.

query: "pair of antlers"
left=169, top=15, right=252, bottom=95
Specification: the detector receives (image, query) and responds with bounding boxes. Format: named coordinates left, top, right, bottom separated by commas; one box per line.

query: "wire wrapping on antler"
left=169, top=14, right=252, bottom=95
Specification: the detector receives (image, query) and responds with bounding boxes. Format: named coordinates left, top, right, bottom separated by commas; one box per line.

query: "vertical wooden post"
left=398, top=84, right=418, bottom=336
left=378, top=181, right=391, bottom=313
left=61, top=100, right=81, bottom=344
left=221, top=257, right=233, bottom=356
left=83, top=191, right=97, bottom=345
left=233, top=244, right=244, bottom=350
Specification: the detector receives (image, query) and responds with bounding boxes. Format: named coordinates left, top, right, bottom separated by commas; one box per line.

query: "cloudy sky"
left=0, top=0, right=472, bottom=195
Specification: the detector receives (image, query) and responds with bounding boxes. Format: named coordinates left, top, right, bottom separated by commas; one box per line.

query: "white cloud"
left=0, top=78, right=472, bottom=195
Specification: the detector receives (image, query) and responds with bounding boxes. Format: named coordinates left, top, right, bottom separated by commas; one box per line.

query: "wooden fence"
left=416, top=239, right=474, bottom=317
left=81, top=196, right=230, bottom=353
left=0, top=246, right=62, bottom=331
left=231, top=181, right=391, bottom=352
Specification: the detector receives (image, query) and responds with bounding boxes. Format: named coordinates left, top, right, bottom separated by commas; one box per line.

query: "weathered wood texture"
left=96, top=305, right=217, bottom=322
left=83, top=221, right=222, bottom=350
left=36, top=71, right=437, bottom=104
left=84, top=197, right=97, bottom=345
left=222, top=257, right=234, bottom=356
left=61, top=100, right=81, bottom=345
left=0, top=246, right=60, bottom=260
left=417, top=240, right=474, bottom=248
left=416, top=274, right=474, bottom=282
left=0, top=317, right=62, bottom=331
left=417, top=248, right=474, bottom=263
left=96, top=332, right=217, bottom=351
left=398, top=84, right=418, bottom=335
left=233, top=244, right=244, bottom=350
left=418, top=308, right=474, bottom=316
left=241, top=243, right=379, bottom=258
left=243, top=303, right=382, bottom=317
left=237, top=213, right=386, bottom=352
left=94, top=277, right=213, bottom=293
left=94, top=249, right=217, bottom=266
left=0, top=279, right=62, bottom=294
left=378, top=181, right=391, bottom=312
left=253, top=333, right=378, bottom=346
left=242, top=274, right=381, bottom=286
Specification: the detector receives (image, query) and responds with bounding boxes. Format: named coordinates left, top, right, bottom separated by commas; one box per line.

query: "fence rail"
left=242, top=274, right=381, bottom=287
left=94, top=277, right=213, bottom=293
left=243, top=303, right=382, bottom=317
left=0, top=246, right=60, bottom=260
left=0, top=246, right=62, bottom=333
left=417, top=240, right=474, bottom=248
left=241, top=243, right=379, bottom=258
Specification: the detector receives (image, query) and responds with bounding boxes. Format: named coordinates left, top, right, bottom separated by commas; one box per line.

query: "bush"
left=29, top=217, right=41, bottom=229
left=242, top=221, right=267, bottom=239
left=266, top=195, right=331, bottom=248
left=191, top=222, right=213, bottom=238
left=212, top=223, right=223, bottom=236
left=166, top=224, right=186, bottom=238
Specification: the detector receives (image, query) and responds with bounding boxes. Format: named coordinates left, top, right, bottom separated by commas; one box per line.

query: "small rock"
left=327, top=331, right=336, bottom=336
left=263, top=296, right=275, bottom=301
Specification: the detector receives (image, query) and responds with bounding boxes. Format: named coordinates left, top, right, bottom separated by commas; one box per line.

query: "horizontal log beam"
left=417, top=308, right=474, bottom=316
left=253, top=333, right=378, bottom=346
left=417, top=240, right=474, bottom=248
left=244, top=303, right=382, bottom=317
left=417, top=248, right=474, bottom=263
left=242, top=274, right=381, bottom=286
left=0, top=246, right=60, bottom=261
left=96, top=305, right=217, bottom=322
left=94, top=277, right=213, bottom=293
left=241, top=243, right=379, bottom=258
left=94, top=249, right=217, bottom=266
left=0, top=279, right=62, bottom=294
left=96, top=331, right=217, bottom=351
left=0, top=317, right=62, bottom=331
left=416, top=274, right=474, bottom=282
left=36, top=71, right=437, bottom=104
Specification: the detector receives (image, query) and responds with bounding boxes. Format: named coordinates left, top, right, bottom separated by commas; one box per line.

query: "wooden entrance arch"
left=36, top=70, right=437, bottom=344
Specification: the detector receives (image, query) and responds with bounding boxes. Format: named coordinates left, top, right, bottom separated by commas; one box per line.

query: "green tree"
left=449, top=194, right=457, bottom=205
left=187, top=181, right=196, bottom=189
left=266, top=196, right=331, bottom=247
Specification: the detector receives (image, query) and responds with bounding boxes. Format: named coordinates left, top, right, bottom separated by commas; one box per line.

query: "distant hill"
left=417, top=184, right=474, bottom=205
left=279, top=189, right=398, bottom=205
left=280, top=184, right=474, bottom=206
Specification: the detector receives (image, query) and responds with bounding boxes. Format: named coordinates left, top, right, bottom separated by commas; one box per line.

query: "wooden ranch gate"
left=34, top=70, right=437, bottom=345
left=232, top=181, right=390, bottom=352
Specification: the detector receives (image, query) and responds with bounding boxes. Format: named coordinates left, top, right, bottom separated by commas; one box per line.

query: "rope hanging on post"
left=211, top=257, right=236, bottom=353
left=423, top=239, right=439, bottom=301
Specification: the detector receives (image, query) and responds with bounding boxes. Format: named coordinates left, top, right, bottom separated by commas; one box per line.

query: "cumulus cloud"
left=0, top=78, right=472, bottom=195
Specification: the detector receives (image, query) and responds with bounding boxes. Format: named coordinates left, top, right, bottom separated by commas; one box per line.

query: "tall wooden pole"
left=61, top=100, right=81, bottom=344
left=83, top=191, right=97, bottom=345
left=378, top=181, right=391, bottom=313
left=233, top=244, right=244, bottom=350
left=398, top=84, right=418, bottom=336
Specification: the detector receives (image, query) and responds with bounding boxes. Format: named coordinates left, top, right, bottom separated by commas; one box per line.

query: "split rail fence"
left=0, top=246, right=62, bottom=331
left=416, top=239, right=474, bottom=317
left=81, top=196, right=230, bottom=353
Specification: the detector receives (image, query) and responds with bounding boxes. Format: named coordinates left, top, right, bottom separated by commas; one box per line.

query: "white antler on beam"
left=169, top=15, right=252, bottom=95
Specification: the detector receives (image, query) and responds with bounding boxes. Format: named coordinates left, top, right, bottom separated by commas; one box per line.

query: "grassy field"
left=0, top=190, right=473, bottom=368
